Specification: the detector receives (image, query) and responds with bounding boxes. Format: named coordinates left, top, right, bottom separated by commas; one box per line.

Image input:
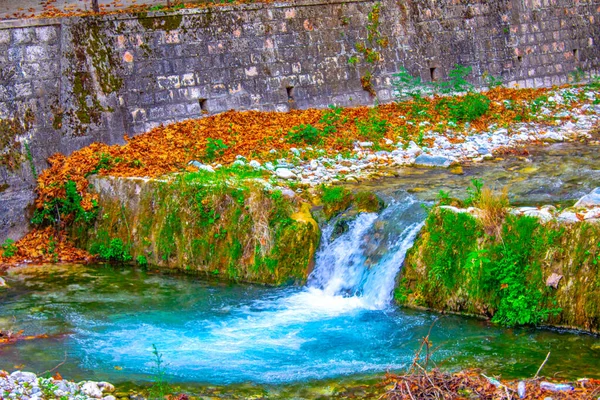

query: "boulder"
left=81, top=381, right=103, bottom=398
left=574, top=188, right=600, bottom=208
left=275, top=168, right=297, bottom=180
left=10, top=371, right=37, bottom=383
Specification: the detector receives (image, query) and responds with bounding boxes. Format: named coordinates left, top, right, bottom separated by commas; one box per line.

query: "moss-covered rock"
left=397, top=206, right=600, bottom=333
left=81, top=174, right=320, bottom=285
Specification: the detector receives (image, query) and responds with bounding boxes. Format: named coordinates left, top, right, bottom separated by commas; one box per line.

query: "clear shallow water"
left=356, top=142, right=600, bottom=205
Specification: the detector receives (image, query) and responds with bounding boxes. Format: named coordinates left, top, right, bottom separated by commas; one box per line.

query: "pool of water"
left=1, top=263, right=599, bottom=386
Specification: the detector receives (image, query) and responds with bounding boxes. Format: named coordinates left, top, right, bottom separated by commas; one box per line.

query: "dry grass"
left=475, top=186, right=509, bottom=237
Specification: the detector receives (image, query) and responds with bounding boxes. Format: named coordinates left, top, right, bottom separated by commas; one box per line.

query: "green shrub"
left=392, top=67, right=428, bottom=101
left=91, top=238, right=132, bottom=263
left=319, top=105, right=346, bottom=135
left=137, top=255, right=148, bottom=266
left=31, top=180, right=98, bottom=226
left=204, top=138, right=228, bottom=162
left=468, top=215, right=561, bottom=326
left=286, top=124, right=322, bottom=145
left=435, top=64, right=474, bottom=94
left=355, top=108, right=388, bottom=140
left=436, top=93, right=490, bottom=123
left=1, top=238, right=17, bottom=257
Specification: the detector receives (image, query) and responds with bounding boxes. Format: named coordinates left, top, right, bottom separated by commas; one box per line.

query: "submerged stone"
left=414, top=154, right=453, bottom=168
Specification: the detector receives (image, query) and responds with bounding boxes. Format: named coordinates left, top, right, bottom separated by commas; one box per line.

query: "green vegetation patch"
left=83, top=167, right=320, bottom=285
left=399, top=206, right=600, bottom=330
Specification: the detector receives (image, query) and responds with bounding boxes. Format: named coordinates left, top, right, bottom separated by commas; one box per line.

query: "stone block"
left=36, top=26, right=58, bottom=43
left=0, top=30, right=10, bottom=44
left=12, top=28, right=34, bottom=44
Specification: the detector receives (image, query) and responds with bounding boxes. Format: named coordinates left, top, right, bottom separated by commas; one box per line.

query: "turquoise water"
left=1, top=264, right=599, bottom=385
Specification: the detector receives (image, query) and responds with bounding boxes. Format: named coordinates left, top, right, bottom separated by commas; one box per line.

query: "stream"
left=1, top=142, right=600, bottom=395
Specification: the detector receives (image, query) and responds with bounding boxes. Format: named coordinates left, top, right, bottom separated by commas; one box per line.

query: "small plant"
left=435, top=64, right=474, bottom=94
left=31, top=180, right=98, bottom=226
left=38, top=377, right=58, bottom=398
left=347, top=55, right=359, bottom=65
left=1, top=238, right=17, bottom=257
left=91, top=238, right=132, bottom=263
left=319, top=105, right=347, bottom=135
left=475, top=186, right=509, bottom=237
left=286, top=124, right=322, bottom=145
left=436, top=92, right=491, bottom=123
left=137, top=254, right=148, bottom=266
left=393, top=67, right=428, bottom=101
left=355, top=107, right=388, bottom=140
left=148, top=344, right=171, bottom=400
left=569, top=67, right=585, bottom=83
left=463, top=178, right=484, bottom=207
left=436, top=190, right=451, bottom=206
left=89, top=152, right=117, bottom=175
left=204, top=138, right=228, bottom=162
left=586, top=75, right=600, bottom=90
left=483, top=72, right=504, bottom=89
left=360, top=71, right=376, bottom=96
left=24, top=141, right=37, bottom=180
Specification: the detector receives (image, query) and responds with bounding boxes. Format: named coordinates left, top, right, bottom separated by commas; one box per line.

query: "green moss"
left=321, top=186, right=353, bottom=220
left=318, top=186, right=384, bottom=221
left=84, top=172, right=320, bottom=285
left=0, top=109, right=35, bottom=170
left=78, top=20, right=123, bottom=94
left=138, top=14, right=183, bottom=31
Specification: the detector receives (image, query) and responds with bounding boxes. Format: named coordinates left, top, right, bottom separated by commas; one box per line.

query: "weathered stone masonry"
left=0, top=0, right=599, bottom=241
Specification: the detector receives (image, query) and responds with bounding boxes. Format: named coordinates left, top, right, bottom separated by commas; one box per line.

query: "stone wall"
left=1, top=0, right=599, bottom=241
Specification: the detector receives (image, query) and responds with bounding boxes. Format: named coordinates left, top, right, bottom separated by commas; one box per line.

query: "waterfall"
left=306, top=191, right=426, bottom=309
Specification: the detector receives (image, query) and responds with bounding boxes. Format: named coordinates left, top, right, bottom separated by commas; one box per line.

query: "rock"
left=584, top=208, right=600, bottom=220
left=574, top=188, right=600, bottom=207
left=540, top=131, right=564, bottom=142
left=557, top=211, right=580, bottom=223
left=358, top=141, right=373, bottom=148
left=546, top=273, right=563, bottom=289
left=414, top=154, right=453, bottom=168
left=0, top=277, right=6, bottom=287
left=99, top=382, right=116, bottom=393
left=290, top=147, right=300, bottom=156
left=188, top=161, right=215, bottom=173
left=449, top=166, right=464, bottom=175
left=275, top=168, right=297, bottom=180
left=406, top=141, right=421, bottom=156
left=10, top=371, right=37, bottom=383
left=516, top=207, right=555, bottom=223
left=81, top=381, right=103, bottom=398
left=264, top=162, right=275, bottom=171
left=248, top=160, right=261, bottom=169
left=103, top=396, right=117, bottom=400
left=279, top=188, right=296, bottom=199
left=232, top=160, right=245, bottom=167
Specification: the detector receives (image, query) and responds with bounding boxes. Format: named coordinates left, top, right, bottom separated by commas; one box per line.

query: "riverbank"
left=3, top=367, right=600, bottom=399
left=0, top=370, right=116, bottom=400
